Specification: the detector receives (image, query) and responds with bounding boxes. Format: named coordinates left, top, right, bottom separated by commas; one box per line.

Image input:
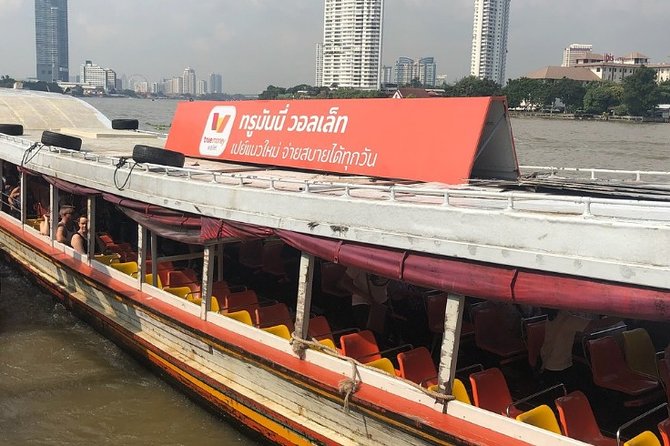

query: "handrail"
left=522, top=165, right=670, bottom=182
left=616, top=402, right=668, bottom=445
left=2, top=134, right=670, bottom=225
left=506, top=383, right=567, bottom=417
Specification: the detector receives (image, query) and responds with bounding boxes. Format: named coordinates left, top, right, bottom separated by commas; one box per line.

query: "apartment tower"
left=562, top=43, right=593, bottom=67
left=35, top=0, right=69, bottom=82
left=470, top=0, right=511, bottom=85
left=319, top=0, right=384, bottom=90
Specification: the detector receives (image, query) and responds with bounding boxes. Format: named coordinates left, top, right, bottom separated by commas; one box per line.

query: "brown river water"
left=0, top=97, right=667, bottom=445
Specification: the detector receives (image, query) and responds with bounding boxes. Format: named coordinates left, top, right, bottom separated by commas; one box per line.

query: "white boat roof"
left=1, top=88, right=669, bottom=291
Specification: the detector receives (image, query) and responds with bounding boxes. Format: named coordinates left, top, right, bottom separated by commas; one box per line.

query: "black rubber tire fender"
left=41, top=130, right=82, bottom=151
left=132, top=144, right=185, bottom=168
left=111, top=119, right=139, bottom=130
left=0, top=123, right=24, bottom=136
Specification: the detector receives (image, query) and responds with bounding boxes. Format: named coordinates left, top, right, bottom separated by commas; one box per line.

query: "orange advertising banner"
left=165, top=97, right=508, bottom=184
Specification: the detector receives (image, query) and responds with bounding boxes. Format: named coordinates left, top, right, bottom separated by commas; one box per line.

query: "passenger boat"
left=1, top=88, right=669, bottom=445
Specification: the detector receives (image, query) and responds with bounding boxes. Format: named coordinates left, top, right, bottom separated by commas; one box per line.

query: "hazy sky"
left=1, top=0, right=669, bottom=93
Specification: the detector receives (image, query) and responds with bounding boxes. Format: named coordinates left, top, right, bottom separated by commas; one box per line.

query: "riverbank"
left=509, top=111, right=668, bottom=123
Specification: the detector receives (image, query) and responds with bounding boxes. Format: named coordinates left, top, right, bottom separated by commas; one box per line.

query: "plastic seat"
left=658, top=418, right=670, bottom=446
left=165, top=270, right=199, bottom=292
left=224, top=310, right=253, bottom=325
left=469, top=367, right=521, bottom=417
left=110, top=261, right=139, bottom=276
left=144, top=274, right=162, bottom=289
left=163, top=286, right=192, bottom=299
left=307, top=315, right=357, bottom=347
left=623, top=328, right=660, bottom=379
left=397, top=346, right=437, bottom=388
left=473, top=305, right=526, bottom=360
left=185, top=294, right=220, bottom=312
left=366, top=358, right=396, bottom=375
left=263, top=324, right=291, bottom=340
left=587, top=336, right=658, bottom=396
left=239, top=240, right=263, bottom=269
left=254, top=302, right=294, bottom=331
left=516, top=404, right=561, bottom=434
left=452, top=378, right=471, bottom=404
left=317, top=338, right=337, bottom=350
left=624, top=431, right=661, bottom=446
left=340, top=330, right=381, bottom=363
left=320, top=262, right=349, bottom=297
left=93, top=253, right=121, bottom=265
left=222, top=290, right=260, bottom=315
left=555, top=390, right=617, bottom=446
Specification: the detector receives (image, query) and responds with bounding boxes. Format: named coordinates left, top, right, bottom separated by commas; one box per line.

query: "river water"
left=1, top=97, right=668, bottom=445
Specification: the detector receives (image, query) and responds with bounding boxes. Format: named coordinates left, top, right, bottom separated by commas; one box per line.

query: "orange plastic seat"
left=320, top=262, right=349, bottom=297
left=555, top=390, right=617, bottom=445
left=587, top=336, right=658, bottom=396
left=340, top=330, right=381, bottom=363
left=516, top=404, right=561, bottom=434
left=397, top=346, right=437, bottom=388
left=165, top=269, right=199, bottom=289
left=469, top=367, right=521, bottom=417
left=473, top=305, right=526, bottom=359
left=223, top=290, right=260, bottom=315
left=254, top=302, right=294, bottom=331
left=658, top=418, right=670, bottom=446
left=308, top=315, right=336, bottom=344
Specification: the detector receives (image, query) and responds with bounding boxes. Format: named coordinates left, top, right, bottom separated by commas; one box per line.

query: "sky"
left=1, top=0, right=669, bottom=94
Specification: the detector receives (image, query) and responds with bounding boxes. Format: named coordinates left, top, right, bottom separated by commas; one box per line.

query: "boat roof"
left=0, top=88, right=669, bottom=294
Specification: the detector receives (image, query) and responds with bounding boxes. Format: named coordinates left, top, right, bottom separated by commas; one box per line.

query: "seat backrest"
left=469, top=367, right=513, bottom=415
left=340, top=330, right=381, bottom=363
left=166, top=270, right=198, bottom=287
left=144, top=273, right=163, bottom=289
left=624, top=431, right=661, bottom=446
left=397, top=346, right=437, bottom=387
left=263, top=324, right=291, bottom=340
left=525, top=320, right=547, bottom=369
left=658, top=418, right=670, bottom=446
left=110, top=261, right=139, bottom=276
left=366, top=357, right=396, bottom=375
left=163, top=286, right=192, bottom=299
left=555, top=390, right=603, bottom=442
left=452, top=378, right=472, bottom=405
left=425, top=293, right=447, bottom=334
left=254, top=303, right=294, bottom=331
left=516, top=404, right=562, bottom=434
left=224, top=310, right=253, bottom=325
left=623, top=328, right=659, bottom=378
left=588, top=336, right=630, bottom=383
left=224, top=290, right=259, bottom=314
left=308, top=315, right=335, bottom=343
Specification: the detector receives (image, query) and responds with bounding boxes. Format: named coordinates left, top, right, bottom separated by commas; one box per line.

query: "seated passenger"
left=55, top=205, right=76, bottom=246
left=71, top=216, right=88, bottom=255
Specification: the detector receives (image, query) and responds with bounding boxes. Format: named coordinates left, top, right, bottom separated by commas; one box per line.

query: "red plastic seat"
left=340, top=330, right=381, bottom=363
left=658, top=418, right=670, bottom=446
left=223, top=290, right=260, bottom=315
left=320, top=262, right=349, bottom=297
left=587, top=336, right=658, bottom=396
left=555, top=390, right=617, bottom=446
left=473, top=305, right=526, bottom=359
left=397, top=346, right=438, bottom=388
left=308, top=315, right=336, bottom=344
left=254, top=302, right=294, bottom=331
left=469, top=367, right=521, bottom=417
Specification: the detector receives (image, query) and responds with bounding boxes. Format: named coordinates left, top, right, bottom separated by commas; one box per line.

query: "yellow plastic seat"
left=144, top=273, right=163, bottom=289
left=366, top=358, right=396, bottom=375
left=224, top=310, right=253, bottom=326
left=185, top=295, right=220, bottom=312
left=163, top=286, right=192, bottom=299
left=516, top=404, right=562, bottom=434
left=453, top=378, right=472, bottom=404
left=318, top=338, right=337, bottom=350
left=623, top=328, right=659, bottom=379
left=25, top=217, right=43, bottom=230
left=94, top=253, right=121, bottom=265
left=110, top=261, right=139, bottom=276
left=623, top=431, right=661, bottom=446
left=263, top=324, right=291, bottom=340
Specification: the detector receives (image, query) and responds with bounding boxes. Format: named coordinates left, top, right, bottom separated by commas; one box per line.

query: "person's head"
left=59, top=205, right=75, bottom=221
left=77, top=216, right=88, bottom=234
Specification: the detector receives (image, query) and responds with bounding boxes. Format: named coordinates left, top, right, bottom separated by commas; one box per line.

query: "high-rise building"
left=182, top=67, right=196, bottom=96
left=35, top=0, right=69, bottom=82
left=80, top=60, right=116, bottom=91
left=562, top=43, right=593, bottom=67
left=315, top=43, right=323, bottom=87
left=209, top=73, right=223, bottom=94
left=319, top=0, right=385, bottom=90
left=393, top=57, right=437, bottom=87
left=197, top=79, right=208, bottom=96
left=470, top=0, right=511, bottom=85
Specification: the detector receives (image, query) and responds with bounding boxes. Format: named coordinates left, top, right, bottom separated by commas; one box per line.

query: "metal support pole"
left=201, top=245, right=215, bottom=320
left=294, top=252, right=315, bottom=343
left=137, top=225, right=147, bottom=288
left=86, top=196, right=96, bottom=260
left=150, top=232, right=158, bottom=287
left=49, top=185, right=58, bottom=243
left=217, top=244, right=224, bottom=282
left=19, top=170, right=26, bottom=224
left=437, top=293, right=464, bottom=409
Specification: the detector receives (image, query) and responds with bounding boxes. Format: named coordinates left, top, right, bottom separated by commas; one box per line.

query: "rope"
left=113, top=157, right=138, bottom=191
left=289, top=336, right=455, bottom=411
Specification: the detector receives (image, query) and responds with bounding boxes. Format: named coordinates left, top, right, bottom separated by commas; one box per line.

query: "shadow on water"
left=0, top=260, right=263, bottom=446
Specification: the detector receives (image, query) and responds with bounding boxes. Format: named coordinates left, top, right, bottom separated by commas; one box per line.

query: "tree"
left=658, top=80, right=670, bottom=104
left=258, top=85, right=287, bottom=100
left=549, top=78, right=586, bottom=112
left=583, top=82, right=622, bottom=114
left=622, top=66, right=660, bottom=116
left=446, top=76, right=502, bottom=97
left=502, top=77, right=550, bottom=109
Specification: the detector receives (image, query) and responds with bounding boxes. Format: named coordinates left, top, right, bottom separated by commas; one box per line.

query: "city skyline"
left=2, top=0, right=670, bottom=93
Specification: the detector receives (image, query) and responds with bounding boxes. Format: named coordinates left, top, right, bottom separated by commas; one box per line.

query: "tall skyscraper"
left=394, top=57, right=437, bottom=87
left=319, top=0, right=384, bottom=90
left=562, top=43, right=593, bottom=67
left=35, top=0, right=69, bottom=82
left=470, top=0, right=511, bottom=85
left=182, top=67, right=196, bottom=96
left=209, top=73, right=223, bottom=94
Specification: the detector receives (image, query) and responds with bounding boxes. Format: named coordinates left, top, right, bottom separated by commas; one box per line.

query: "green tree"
left=583, top=82, right=622, bottom=114
left=0, top=75, right=16, bottom=88
left=502, top=77, right=551, bottom=109
left=258, top=85, right=287, bottom=100
left=622, top=66, right=659, bottom=116
left=549, top=78, right=586, bottom=112
left=658, top=80, right=670, bottom=104
left=446, top=76, right=502, bottom=97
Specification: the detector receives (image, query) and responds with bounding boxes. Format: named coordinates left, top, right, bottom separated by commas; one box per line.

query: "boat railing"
left=3, top=134, right=670, bottom=223
left=521, top=165, right=670, bottom=182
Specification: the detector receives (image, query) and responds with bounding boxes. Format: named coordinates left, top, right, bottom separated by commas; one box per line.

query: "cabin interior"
left=4, top=158, right=670, bottom=446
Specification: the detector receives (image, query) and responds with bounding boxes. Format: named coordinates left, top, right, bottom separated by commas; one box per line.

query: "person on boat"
left=71, top=216, right=88, bottom=255
left=55, top=205, right=76, bottom=246
left=8, top=184, right=20, bottom=215
left=339, top=266, right=389, bottom=331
